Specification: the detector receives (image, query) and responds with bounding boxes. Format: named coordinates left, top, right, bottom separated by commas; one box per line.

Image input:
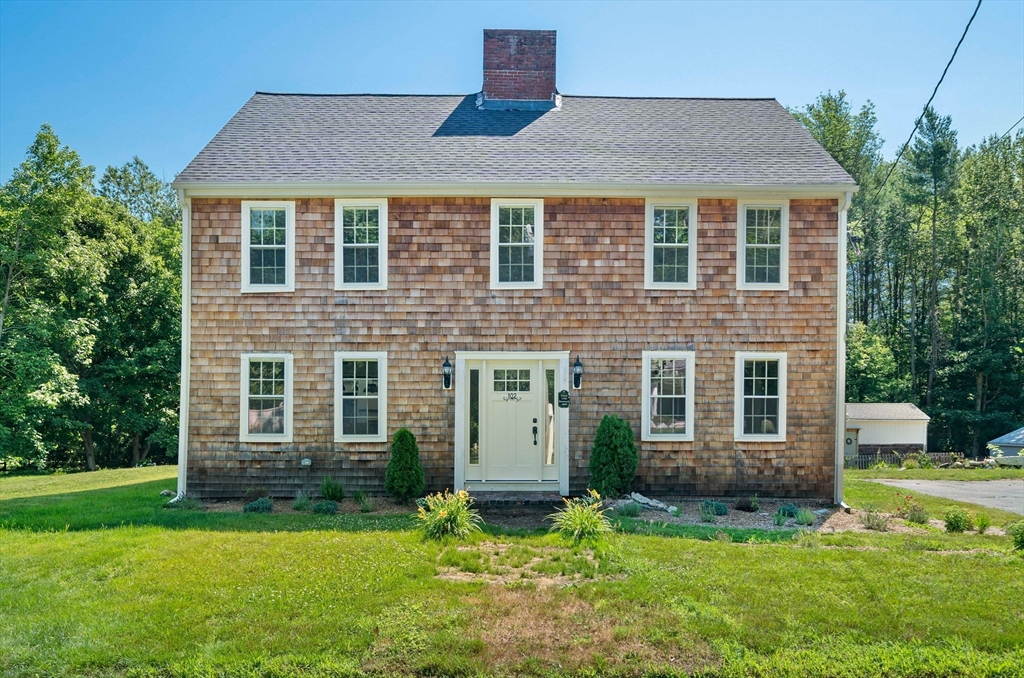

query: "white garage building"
left=846, top=403, right=930, bottom=456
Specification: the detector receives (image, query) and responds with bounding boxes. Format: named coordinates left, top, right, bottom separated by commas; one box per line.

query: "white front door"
left=485, top=362, right=543, bottom=481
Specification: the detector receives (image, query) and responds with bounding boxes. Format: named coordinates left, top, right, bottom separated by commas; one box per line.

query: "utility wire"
left=869, top=0, right=983, bottom=204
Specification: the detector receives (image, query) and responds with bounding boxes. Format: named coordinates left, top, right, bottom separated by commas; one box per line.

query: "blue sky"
left=1, top=1, right=1022, bottom=183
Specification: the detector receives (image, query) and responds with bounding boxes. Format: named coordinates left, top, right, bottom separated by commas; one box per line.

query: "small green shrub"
left=699, top=500, right=728, bottom=516
left=616, top=501, right=642, bottom=518
left=357, top=493, right=375, bottom=513
left=773, top=511, right=788, bottom=527
left=242, top=486, right=269, bottom=503
left=975, top=513, right=991, bottom=534
left=905, top=503, right=929, bottom=525
left=905, top=451, right=934, bottom=469
left=312, top=500, right=338, bottom=515
left=386, top=428, right=425, bottom=503
left=859, top=509, right=889, bottom=532
left=292, top=490, right=311, bottom=512
left=699, top=504, right=717, bottom=523
left=902, top=458, right=920, bottom=469
left=734, top=495, right=759, bottom=512
left=795, top=509, right=816, bottom=526
left=549, top=489, right=612, bottom=543
left=417, top=490, right=482, bottom=540
left=588, top=415, right=638, bottom=498
left=777, top=503, right=799, bottom=518
left=1006, top=522, right=1024, bottom=551
left=243, top=497, right=273, bottom=513
left=320, top=477, right=345, bottom=502
left=944, top=507, right=973, bottom=533
left=166, top=494, right=203, bottom=511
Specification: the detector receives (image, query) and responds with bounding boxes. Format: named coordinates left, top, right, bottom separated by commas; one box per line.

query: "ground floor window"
left=334, top=351, right=388, bottom=442
left=239, top=353, right=293, bottom=443
left=641, top=351, right=696, bottom=441
left=734, top=352, right=787, bottom=441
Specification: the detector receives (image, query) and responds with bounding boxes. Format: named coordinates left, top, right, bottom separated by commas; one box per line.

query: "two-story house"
left=172, top=29, right=856, bottom=502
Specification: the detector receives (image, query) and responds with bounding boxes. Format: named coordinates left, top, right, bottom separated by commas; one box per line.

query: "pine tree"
left=385, top=428, right=425, bottom=503
left=588, top=415, right=638, bottom=498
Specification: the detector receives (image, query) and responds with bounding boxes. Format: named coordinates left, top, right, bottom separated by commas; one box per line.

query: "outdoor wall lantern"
left=572, top=356, right=584, bottom=390
left=442, top=356, right=453, bottom=390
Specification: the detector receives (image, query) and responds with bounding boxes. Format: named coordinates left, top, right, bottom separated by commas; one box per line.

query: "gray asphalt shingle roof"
left=175, top=93, right=856, bottom=187
left=846, top=403, right=931, bottom=422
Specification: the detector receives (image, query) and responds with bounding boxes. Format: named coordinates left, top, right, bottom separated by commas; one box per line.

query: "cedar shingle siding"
left=186, top=197, right=838, bottom=500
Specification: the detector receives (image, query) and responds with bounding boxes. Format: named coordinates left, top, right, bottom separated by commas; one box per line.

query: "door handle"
left=532, top=425, right=538, bottom=445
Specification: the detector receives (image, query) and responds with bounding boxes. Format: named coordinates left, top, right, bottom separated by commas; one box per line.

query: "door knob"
left=532, top=425, right=538, bottom=445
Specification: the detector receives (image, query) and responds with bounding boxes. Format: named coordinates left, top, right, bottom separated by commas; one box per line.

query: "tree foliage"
left=588, top=415, right=638, bottom=498
left=0, top=125, right=180, bottom=471
left=795, top=95, right=1024, bottom=456
left=385, top=428, right=424, bottom=503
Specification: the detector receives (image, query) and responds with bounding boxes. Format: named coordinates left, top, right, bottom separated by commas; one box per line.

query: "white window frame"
left=239, top=353, right=294, bottom=443
left=490, top=198, right=544, bottom=290
left=334, top=199, right=388, bottom=291
left=644, top=200, right=698, bottom=290
left=641, top=350, right=696, bottom=442
left=334, top=351, right=388, bottom=443
left=734, top=351, right=787, bottom=442
left=736, top=200, right=789, bottom=291
left=241, top=200, right=296, bottom=293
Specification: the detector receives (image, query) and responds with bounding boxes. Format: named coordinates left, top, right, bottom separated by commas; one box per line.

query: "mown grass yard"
left=1, top=467, right=1022, bottom=677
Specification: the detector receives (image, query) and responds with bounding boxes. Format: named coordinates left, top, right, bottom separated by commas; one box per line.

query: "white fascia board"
left=174, top=181, right=859, bottom=200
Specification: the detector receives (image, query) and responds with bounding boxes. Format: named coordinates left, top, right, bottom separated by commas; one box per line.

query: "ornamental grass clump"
left=699, top=503, right=718, bottom=523
left=859, top=509, right=889, bottom=532
left=320, top=477, right=345, bottom=502
left=944, top=507, right=973, bottom=533
left=1006, top=522, right=1024, bottom=551
left=292, top=490, right=311, bottom=512
left=417, top=490, right=482, bottom=541
left=976, top=513, right=991, bottom=535
left=795, top=509, right=816, bottom=526
left=549, top=489, right=613, bottom=543
left=616, top=501, right=642, bottom=518
left=243, top=497, right=273, bottom=513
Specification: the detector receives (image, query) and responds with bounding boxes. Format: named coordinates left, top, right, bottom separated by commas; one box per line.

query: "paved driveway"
left=870, top=479, right=1024, bottom=515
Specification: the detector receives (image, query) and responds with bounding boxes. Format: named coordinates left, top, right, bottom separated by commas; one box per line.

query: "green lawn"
left=847, top=467, right=1024, bottom=482
left=1, top=468, right=1022, bottom=677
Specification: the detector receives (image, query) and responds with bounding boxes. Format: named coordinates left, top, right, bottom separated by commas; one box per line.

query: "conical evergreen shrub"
left=385, top=428, right=425, bottom=503
left=588, top=415, right=638, bottom=498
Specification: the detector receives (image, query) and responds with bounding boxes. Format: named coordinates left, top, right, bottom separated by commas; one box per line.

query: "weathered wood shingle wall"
left=186, top=197, right=838, bottom=499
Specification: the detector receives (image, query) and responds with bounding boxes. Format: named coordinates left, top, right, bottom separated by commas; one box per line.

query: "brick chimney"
left=479, top=29, right=559, bottom=110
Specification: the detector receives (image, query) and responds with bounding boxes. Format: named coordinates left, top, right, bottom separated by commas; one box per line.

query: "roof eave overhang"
left=171, top=180, right=858, bottom=199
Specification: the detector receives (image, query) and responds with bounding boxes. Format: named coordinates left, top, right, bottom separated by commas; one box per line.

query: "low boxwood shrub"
left=700, top=500, right=728, bottom=516
left=549, top=489, right=612, bottom=543
left=417, top=490, right=482, bottom=540
left=243, top=497, right=273, bottom=513
left=320, top=477, right=345, bottom=502
left=777, top=503, right=800, bottom=518
left=312, top=500, right=338, bottom=515
left=386, top=428, right=425, bottom=503
left=944, top=507, right=973, bottom=533
left=734, top=495, right=759, bottom=513
left=588, top=415, right=638, bottom=498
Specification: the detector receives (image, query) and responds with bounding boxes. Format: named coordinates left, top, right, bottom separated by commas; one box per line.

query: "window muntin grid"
left=247, top=359, right=285, bottom=434
left=744, top=207, right=782, bottom=284
left=652, top=207, right=690, bottom=284
left=649, top=358, right=689, bottom=434
left=742, top=359, right=780, bottom=435
left=340, top=207, right=381, bottom=284
left=496, top=206, right=536, bottom=283
left=493, top=369, right=530, bottom=393
left=249, top=209, right=287, bottom=285
left=341, top=359, right=380, bottom=436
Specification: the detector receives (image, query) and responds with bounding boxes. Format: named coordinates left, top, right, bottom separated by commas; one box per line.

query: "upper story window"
left=334, top=351, right=388, bottom=442
left=734, top=351, right=787, bottom=442
left=241, top=201, right=295, bottom=293
left=239, top=353, right=293, bottom=443
left=641, top=351, right=695, bottom=441
left=490, top=199, right=544, bottom=290
left=737, top=201, right=789, bottom=290
left=645, top=200, right=697, bottom=290
left=335, top=199, right=388, bottom=290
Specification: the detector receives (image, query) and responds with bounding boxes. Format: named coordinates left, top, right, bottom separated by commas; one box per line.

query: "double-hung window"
left=239, top=353, right=293, bottom=442
left=734, top=352, right=787, bottom=441
left=641, top=351, right=695, bottom=441
left=241, top=201, right=295, bottom=293
left=737, top=201, right=788, bottom=290
left=334, top=351, right=388, bottom=442
left=335, top=199, right=388, bottom=290
left=645, top=200, right=697, bottom=290
left=490, top=199, right=544, bottom=290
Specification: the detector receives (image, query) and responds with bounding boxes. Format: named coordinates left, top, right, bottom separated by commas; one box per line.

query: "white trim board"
left=175, top=191, right=191, bottom=498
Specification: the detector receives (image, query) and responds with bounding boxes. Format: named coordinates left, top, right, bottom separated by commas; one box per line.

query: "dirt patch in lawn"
left=819, top=508, right=1007, bottom=536
left=469, top=585, right=719, bottom=675
left=435, top=541, right=618, bottom=588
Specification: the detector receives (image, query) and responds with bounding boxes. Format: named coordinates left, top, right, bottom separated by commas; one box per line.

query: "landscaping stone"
left=629, top=492, right=670, bottom=512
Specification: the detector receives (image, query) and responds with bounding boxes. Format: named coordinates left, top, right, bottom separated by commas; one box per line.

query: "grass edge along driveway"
left=1, top=466, right=1022, bottom=678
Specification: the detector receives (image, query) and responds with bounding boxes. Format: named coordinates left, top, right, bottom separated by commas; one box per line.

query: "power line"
left=870, top=0, right=983, bottom=204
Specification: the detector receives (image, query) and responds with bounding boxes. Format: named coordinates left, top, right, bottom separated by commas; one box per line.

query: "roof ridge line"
left=251, top=91, right=778, bottom=101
